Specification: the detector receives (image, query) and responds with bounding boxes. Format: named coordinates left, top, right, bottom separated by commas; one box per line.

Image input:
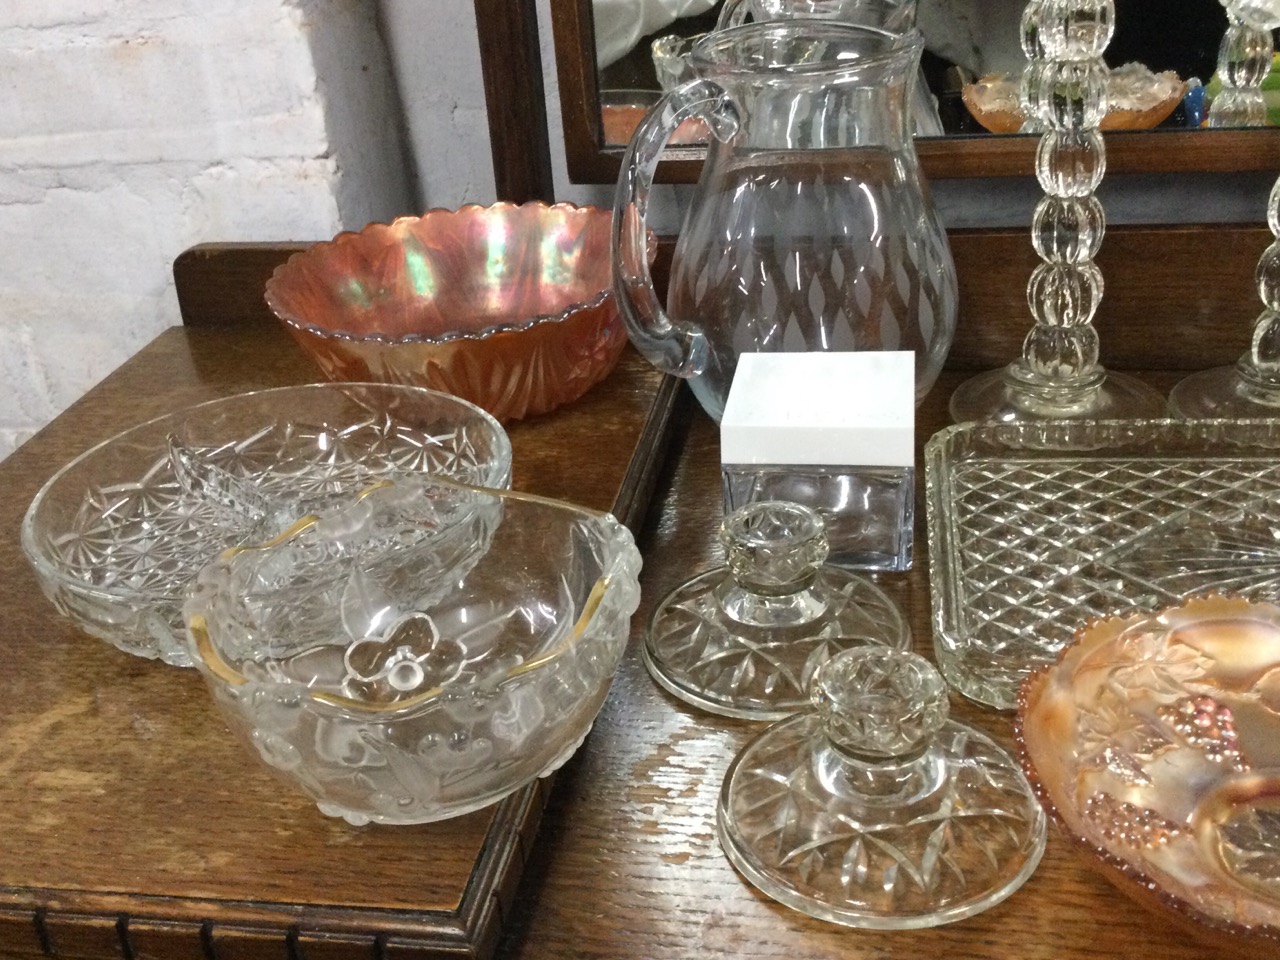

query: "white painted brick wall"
left=0, top=0, right=412, bottom=460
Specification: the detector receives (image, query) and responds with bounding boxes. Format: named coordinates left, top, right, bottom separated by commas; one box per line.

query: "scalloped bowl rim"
left=1013, top=594, right=1280, bottom=953
left=21, top=382, right=512, bottom=604
left=187, top=479, right=642, bottom=722
left=264, top=201, right=618, bottom=346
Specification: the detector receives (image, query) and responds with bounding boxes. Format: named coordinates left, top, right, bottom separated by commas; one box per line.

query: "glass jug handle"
left=716, top=0, right=751, bottom=27
left=611, top=79, right=739, bottom=380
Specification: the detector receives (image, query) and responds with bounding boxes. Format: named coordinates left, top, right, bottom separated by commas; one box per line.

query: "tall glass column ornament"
left=948, top=0, right=1167, bottom=423
left=1169, top=1, right=1280, bottom=418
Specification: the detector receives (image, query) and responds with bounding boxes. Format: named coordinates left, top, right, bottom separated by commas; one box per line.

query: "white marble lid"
left=720, top=351, right=915, bottom=468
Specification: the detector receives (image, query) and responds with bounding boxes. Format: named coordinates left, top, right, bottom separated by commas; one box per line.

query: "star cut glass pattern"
left=22, top=384, right=511, bottom=668
left=645, top=501, right=909, bottom=720
left=718, top=647, right=1045, bottom=928
left=926, top=418, right=1280, bottom=709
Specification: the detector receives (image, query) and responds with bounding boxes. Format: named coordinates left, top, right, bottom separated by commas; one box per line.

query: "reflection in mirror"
left=592, top=0, right=1274, bottom=146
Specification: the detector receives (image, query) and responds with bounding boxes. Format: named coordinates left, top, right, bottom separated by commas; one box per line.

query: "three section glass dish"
left=926, top=418, right=1280, bottom=710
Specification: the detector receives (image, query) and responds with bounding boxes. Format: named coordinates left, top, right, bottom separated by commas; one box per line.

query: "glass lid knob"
left=812, top=646, right=949, bottom=759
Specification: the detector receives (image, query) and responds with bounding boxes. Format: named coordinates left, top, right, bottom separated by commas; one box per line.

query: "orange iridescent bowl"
left=1016, top=594, right=1280, bottom=957
left=963, top=64, right=1188, bottom=134
left=264, top=202, right=627, bottom=423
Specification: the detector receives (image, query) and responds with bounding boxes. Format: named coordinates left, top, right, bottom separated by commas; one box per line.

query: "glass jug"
left=714, top=0, right=944, bottom=137
left=612, top=21, right=958, bottom=422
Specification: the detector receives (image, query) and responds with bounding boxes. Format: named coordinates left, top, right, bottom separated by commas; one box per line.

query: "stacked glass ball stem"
left=949, top=0, right=1167, bottom=423
left=1169, top=2, right=1280, bottom=417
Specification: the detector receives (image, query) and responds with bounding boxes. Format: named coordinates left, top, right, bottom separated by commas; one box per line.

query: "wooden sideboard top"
left=0, top=224, right=1266, bottom=959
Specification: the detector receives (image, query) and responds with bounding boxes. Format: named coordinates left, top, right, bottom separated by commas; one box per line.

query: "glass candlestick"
left=1169, top=3, right=1280, bottom=418
left=949, top=0, right=1167, bottom=423
left=716, top=647, right=1046, bottom=927
left=643, top=501, right=909, bottom=720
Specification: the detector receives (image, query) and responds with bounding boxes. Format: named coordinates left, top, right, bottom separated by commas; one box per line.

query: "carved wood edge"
left=13, top=275, right=689, bottom=956
left=0, top=783, right=547, bottom=960
left=567, top=129, right=1280, bottom=185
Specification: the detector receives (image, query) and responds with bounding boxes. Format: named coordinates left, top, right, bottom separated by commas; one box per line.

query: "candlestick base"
left=950, top=363, right=1168, bottom=423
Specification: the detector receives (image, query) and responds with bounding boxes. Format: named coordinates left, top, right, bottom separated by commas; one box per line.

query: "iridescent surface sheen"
left=1018, top=595, right=1280, bottom=956
left=265, top=202, right=627, bottom=423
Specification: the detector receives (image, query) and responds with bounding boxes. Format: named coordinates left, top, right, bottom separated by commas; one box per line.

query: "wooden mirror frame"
left=548, top=0, right=1280, bottom=184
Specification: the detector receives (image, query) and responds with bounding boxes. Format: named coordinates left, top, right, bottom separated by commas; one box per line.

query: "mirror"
left=550, top=0, right=1280, bottom=183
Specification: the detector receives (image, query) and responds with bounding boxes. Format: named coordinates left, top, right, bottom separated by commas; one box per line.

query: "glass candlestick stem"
left=1169, top=4, right=1280, bottom=418
left=949, top=0, right=1166, bottom=423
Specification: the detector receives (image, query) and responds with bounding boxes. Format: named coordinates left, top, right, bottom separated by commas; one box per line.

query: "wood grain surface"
left=494, top=368, right=1234, bottom=960
left=5, top=224, right=1266, bottom=959
left=0, top=325, right=668, bottom=960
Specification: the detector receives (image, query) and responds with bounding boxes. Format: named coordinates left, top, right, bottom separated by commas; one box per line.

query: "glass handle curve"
left=611, top=79, right=738, bottom=380
left=716, top=0, right=751, bottom=28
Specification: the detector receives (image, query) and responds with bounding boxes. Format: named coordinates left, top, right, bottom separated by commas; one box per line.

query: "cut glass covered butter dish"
left=185, top=476, right=642, bottom=825
left=1017, top=594, right=1280, bottom=957
left=22, top=384, right=511, bottom=668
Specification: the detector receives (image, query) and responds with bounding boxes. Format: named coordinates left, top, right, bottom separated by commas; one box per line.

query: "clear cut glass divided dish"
left=926, top=418, right=1280, bottom=710
left=21, top=383, right=512, bottom=667
left=184, top=476, right=642, bottom=826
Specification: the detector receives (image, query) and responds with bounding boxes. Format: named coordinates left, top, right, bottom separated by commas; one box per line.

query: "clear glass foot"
left=1171, top=23, right=1280, bottom=420
left=950, top=362, right=1168, bottom=423
left=1169, top=358, right=1280, bottom=418
left=717, top=647, right=1046, bottom=928
left=644, top=501, right=909, bottom=720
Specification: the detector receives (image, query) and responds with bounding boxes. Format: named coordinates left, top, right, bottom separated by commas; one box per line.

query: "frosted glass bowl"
left=185, top=476, right=642, bottom=825
left=21, top=384, right=511, bottom=667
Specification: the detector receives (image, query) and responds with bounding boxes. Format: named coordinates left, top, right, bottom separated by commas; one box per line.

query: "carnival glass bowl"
left=1017, top=594, right=1280, bottom=957
left=963, top=64, right=1187, bottom=134
left=185, top=476, right=642, bottom=825
left=21, top=384, right=511, bottom=668
left=264, top=202, right=628, bottom=423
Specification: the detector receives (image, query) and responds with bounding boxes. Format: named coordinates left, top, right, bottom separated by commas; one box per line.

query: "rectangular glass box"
left=720, top=351, right=915, bottom=572
left=721, top=462, right=914, bottom=570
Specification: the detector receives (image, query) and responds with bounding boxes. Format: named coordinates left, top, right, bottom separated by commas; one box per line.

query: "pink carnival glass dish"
left=1017, top=594, right=1280, bottom=957
left=265, top=202, right=628, bottom=423
left=185, top=476, right=642, bottom=825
